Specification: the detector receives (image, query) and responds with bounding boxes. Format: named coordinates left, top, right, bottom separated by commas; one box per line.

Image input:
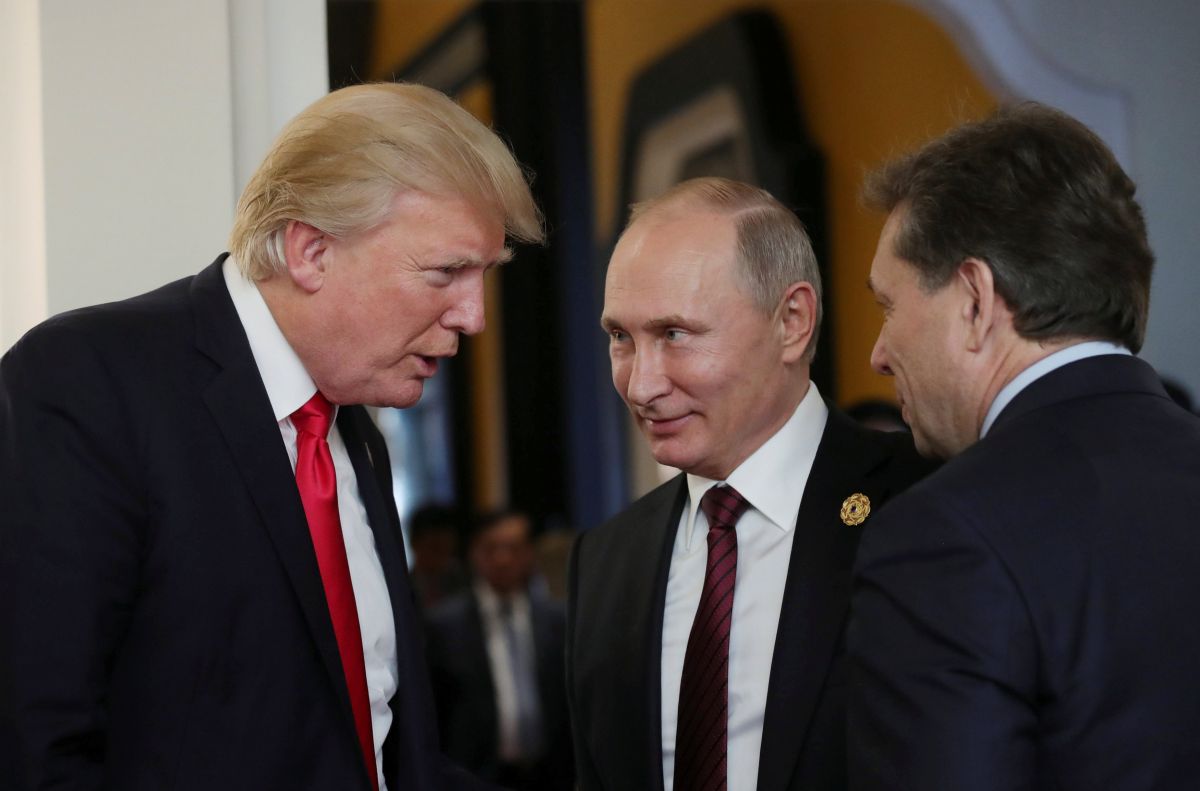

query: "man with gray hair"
left=567, top=177, right=930, bottom=791
left=0, top=82, right=542, bottom=791
left=849, top=103, right=1200, bottom=789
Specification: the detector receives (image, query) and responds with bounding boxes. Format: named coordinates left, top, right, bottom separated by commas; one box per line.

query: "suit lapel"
left=338, top=387, right=439, bottom=791
left=756, top=409, right=889, bottom=791
left=615, top=477, right=686, bottom=791
left=338, top=406, right=414, bottom=664
left=190, top=259, right=357, bottom=735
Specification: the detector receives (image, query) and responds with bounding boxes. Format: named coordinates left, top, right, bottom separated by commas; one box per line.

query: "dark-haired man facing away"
left=850, top=103, right=1200, bottom=790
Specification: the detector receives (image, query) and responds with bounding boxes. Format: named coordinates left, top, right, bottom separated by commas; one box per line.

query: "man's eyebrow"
left=442, top=248, right=513, bottom=270
left=600, top=314, right=690, bottom=332
left=645, top=314, right=689, bottom=330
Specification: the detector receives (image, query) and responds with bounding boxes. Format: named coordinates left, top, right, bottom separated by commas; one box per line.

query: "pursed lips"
left=636, top=410, right=693, bottom=435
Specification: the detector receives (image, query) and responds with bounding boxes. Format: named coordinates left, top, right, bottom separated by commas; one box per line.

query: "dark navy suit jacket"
left=849, top=355, right=1200, bottom=790
left=567, top=408, right=932, bottom=791
left=0, top=257, right=485, bottom=791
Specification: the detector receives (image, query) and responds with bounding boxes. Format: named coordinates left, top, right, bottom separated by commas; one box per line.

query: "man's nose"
left=870, top=333, right=893, bottom=376
left=444, top=273, right=486, bottom=336
left=625, top=347, right=671, bottom=406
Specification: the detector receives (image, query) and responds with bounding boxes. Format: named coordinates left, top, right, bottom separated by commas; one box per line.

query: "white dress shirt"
left=980, top=340, right=1131, bottom=438
left=224, top=258, right=397, bottom=790
left=474, top=582, right=542, bottom=763
left=661, top=383, right=829, bottom=791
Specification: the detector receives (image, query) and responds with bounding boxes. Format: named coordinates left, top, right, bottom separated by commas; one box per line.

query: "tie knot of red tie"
left=291, top=392, right=334, bottom=438
left=700, top=484, right=750, bottom=531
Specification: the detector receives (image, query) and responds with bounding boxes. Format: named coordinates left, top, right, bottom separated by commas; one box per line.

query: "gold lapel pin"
left=840, top=493, right=871, bottom=526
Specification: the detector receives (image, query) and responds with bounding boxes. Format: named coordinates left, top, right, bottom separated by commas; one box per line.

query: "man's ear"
left=779, top=281, right=818, bottom=364
left=282, top=220, right=330, bottom=294
left=956, top=258, right=1001, bottom=352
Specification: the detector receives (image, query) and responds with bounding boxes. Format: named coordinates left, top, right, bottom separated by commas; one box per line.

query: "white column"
left=39, top=0, right=237, bottom=316
left=0, top=0, right=48, bottom=352
left=229, top=0, right=329, bottom=199
left=0, top=0, right=327, bottom=354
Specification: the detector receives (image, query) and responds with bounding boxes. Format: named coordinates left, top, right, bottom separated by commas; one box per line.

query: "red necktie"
left=675, top=484, right=751, bottom=791
left=291, top=393, right=378, bottom=791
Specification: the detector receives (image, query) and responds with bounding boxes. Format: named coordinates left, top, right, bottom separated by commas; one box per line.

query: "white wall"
left=1000, top=0, right=1200, bottom=399
left=0, top=0, right=327, bottom=352
left=40, top=0, right=236, bottom=316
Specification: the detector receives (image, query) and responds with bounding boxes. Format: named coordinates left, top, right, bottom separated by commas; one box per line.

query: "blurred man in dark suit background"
left=850, top=102, right=1200, bottom=790
left=426, top=511, right=572, bottom=790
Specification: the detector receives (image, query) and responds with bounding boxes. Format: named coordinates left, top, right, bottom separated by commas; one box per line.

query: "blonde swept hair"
left=627, top=177, right=823, bottom=361
left=229, top=82, right=544, bottom=280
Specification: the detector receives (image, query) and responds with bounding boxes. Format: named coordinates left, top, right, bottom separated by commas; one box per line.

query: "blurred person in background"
left=532, top=527, right=576, bottom=603
left=408, top=503, right=470, bottom=611
left=425, top=511, right=572, bottom=791
left=844, top=399, right=908, bottom=433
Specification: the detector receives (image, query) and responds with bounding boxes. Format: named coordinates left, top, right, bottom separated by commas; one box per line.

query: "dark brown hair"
left=864, top=102, right=1153, bottom=352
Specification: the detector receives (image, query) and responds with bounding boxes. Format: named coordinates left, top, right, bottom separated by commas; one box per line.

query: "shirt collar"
left=474, top=579, right=528, bottom=617
left=682, top=382, right=829, bottom=550
left=222, top=256, right=321, bottom=422
left=980, top=340, right=1131, bottom=438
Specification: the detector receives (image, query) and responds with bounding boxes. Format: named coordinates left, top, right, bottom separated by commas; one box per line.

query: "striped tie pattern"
left=675, top=484, right=751, bottom=791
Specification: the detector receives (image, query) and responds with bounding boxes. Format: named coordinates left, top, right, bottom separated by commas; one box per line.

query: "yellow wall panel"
left=369, top=0, right=477, bottom=79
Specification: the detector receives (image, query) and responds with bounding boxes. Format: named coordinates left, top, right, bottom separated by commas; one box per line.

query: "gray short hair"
left=627, top=177, right=822, bottom=361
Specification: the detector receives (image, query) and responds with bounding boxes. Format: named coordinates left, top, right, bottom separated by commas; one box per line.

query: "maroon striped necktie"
left=675, top=484, right=751, bottom=791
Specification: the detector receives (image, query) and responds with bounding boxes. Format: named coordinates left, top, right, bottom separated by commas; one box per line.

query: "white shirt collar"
left=980, top=340, right=1131, bottom=438
left=682, top=382, right=829, bottom=550
left=474, top=579, right=529, bottom=617
left=222, top=256, right=321, bottom=422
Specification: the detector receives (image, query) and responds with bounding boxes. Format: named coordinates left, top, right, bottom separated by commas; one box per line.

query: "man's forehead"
left=611, top=222, right=735, bottom=277
left=867, top=254, right=906, bottom=297
left=877, top=207, right=909, bottom=253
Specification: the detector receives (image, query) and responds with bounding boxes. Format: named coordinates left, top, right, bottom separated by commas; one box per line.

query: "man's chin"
left=388, top=382, right=425, bottom=409
left=646, top=438, right=698, bottom=475
left=353, top=379, right=424, bottom=409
